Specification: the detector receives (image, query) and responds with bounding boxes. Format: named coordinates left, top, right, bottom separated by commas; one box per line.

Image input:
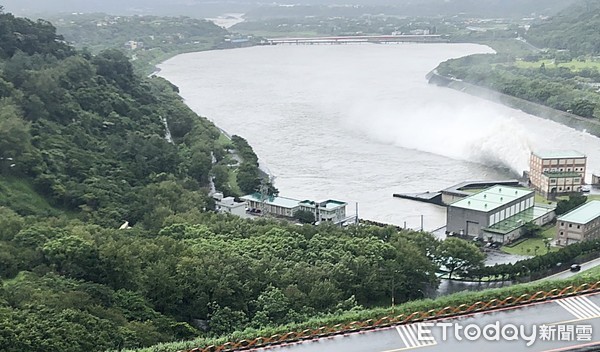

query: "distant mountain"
left=1, top=0, right=254, bottom=17
left=2, top=0, right=577, bottom=18
left=526, top=0, right=600, bottom=54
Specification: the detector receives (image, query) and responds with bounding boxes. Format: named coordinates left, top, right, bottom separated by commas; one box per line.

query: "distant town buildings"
left=240, top=193, right=350, bottom=224
left=556, top=200, right=600, bottom=246
left=124, top=40, right=144, bottom=50
left=446, top=185, right=555, bottom=244
left=529, top=150, right=587, bottom=198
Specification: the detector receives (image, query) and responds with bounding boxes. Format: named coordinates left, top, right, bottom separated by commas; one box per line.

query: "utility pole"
left=420, top=215, right=424, bottom=231
left=259, top=179, right=269, bottom=217
left=391, top=274, right=395, bottom=307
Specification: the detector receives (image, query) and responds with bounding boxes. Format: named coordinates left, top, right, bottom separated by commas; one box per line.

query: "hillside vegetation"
left=50, top=13, right=229, bottom=73
left=435, top=0, right=600, bottom=120
left=0, top=9, right=441, bottom=351
left=526, top=0, right=600, bottom=55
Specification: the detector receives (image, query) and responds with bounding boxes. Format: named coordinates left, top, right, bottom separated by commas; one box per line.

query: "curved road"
left=245, top=292, right=600, bottom=352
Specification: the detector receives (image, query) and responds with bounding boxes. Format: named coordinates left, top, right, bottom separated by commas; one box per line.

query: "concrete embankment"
left=426, top=70, right=600, bottom=137
left=393, top=191, right=444, bottom=206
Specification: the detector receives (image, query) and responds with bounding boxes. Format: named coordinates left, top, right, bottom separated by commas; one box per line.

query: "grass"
left=0, top=175, right=59, bottom=216
left=534, top=192, right=557, bottom=205
left=514, top=58, right=600, bottom=71
left=502, top=237, right=557, bottom=256
left=575, top=265, right=600, bottom=278
left=482, top=38, right=538, bottom=56
left=541, top=225, right=557, bottom=239
left=502, top=224, right=558, bottom=256
left=228, top=169, right=242, bottom=195
left=586, top=194, right=600, bottom=201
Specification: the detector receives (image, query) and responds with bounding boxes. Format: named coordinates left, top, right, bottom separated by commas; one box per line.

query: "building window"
left=561, top=222, right=564, bottom=226
left=550, top=179, right=556, bottom=183
left=569, top=224, right=572, bottom=228
left=560, top=232, right=564, bottom=236
left=577, top=225, right=580, bottom=229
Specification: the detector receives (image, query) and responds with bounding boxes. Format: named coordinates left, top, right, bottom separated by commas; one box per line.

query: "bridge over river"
left=263, top=35, right=445, bottom=45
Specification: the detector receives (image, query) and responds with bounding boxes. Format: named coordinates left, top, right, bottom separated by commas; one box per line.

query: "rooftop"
left=241, top=193, right=300, bottom=209
left=450, top=185, right=534, bottom=213
left=558, top=200, right=600, bottom=225
left=299, top=199, right=347, bottom=210
left=484, top=206, right=555, bottom=235
left=533, top=150, right=586, bottom=159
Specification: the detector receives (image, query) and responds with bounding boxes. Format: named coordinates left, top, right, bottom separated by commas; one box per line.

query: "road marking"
left=387, top=323, right=436, bottom=352
left=556, top=296, right=600, bottom=320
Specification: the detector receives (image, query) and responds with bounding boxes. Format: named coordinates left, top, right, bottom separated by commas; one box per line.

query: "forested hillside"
left=526, top=0, right=600, bottom=54
left=47, top=13, right=230, bottom=74
left=435, top=0, right=600, bottom=120
left=0, top=9, right=442, bottom=351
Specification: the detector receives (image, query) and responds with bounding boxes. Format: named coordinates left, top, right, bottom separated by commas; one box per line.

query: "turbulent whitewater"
left=158, top=44, right=600, bottom=230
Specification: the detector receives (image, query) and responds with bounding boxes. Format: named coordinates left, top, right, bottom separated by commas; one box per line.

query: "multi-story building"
left=529, top=150, right=587, bottom=197
left=556, top=200, right=600, bottom=246
left=213, top=193, right=250, bottom=218
left=298, top=200, right=347, bottom=223
left=446, top=185, right=555, bottom=243
left=240, top=193, right=348, bottom=223
left=241, top=193, right=301, bottom=218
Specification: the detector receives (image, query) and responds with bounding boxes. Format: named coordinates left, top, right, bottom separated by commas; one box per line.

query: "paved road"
left=246, top=293, right=600, bottom=352
left=540, top=257, right=600, bottom=281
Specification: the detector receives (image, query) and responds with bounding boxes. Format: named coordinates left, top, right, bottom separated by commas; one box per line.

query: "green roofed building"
left=556, top=200, right=600, bottom=246
left=447, top=185, right=555, bottom=243
left=240, top=193, right=348, bottom=223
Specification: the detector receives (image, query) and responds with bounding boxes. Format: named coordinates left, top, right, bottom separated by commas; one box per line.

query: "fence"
left=182, top=281, right=600, bottom=352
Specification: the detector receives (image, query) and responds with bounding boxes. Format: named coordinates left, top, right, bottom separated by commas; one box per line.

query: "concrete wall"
left=441, top=192, right=466, bottom=205
left=446, top=206, right=489, bottom=236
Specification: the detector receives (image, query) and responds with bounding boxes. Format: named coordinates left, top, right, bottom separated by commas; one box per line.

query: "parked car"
left=570, top=264, right=581, bottom=272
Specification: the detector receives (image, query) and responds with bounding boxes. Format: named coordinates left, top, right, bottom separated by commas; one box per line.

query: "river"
left=158, top=43, right=600, bottom=230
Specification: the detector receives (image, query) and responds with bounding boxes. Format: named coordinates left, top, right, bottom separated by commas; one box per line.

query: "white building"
left=298, top=199, right=347, bottom=223
left=213, top=193, right=250, bottom=218
left=240, top=193, right=300, bottom=218
left=240, top=193, right=349, bottom=223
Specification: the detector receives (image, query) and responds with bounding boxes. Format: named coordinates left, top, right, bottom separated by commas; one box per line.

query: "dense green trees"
left=437, top=53, right=600, bottom=119
left=0, top=11, right=445, bottom=344
left=435, top=238, right=485, bottom=279
left=0, top=206, right=440, bottom=347
left=526, top=0, right=600, bottom=55
left=555, top=195, right=587, bottom=215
